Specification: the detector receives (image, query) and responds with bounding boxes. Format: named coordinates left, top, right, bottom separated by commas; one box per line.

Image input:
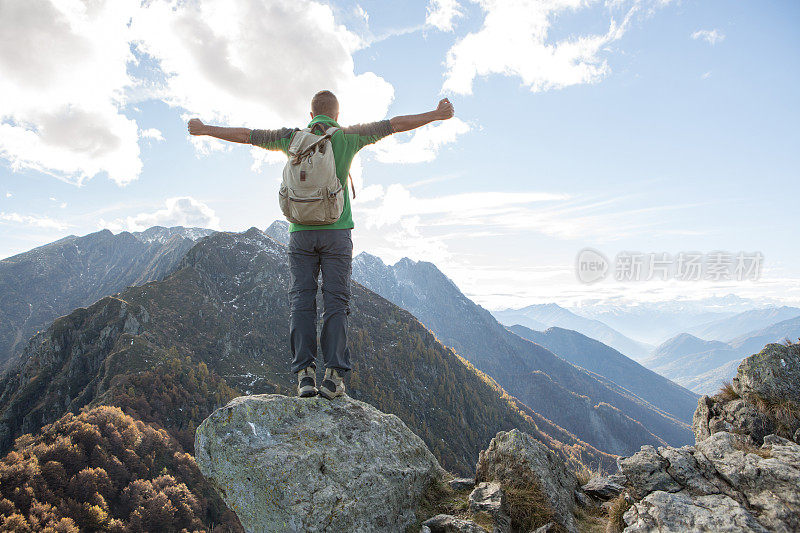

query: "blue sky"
left=1, top=0, right=798, bottom=309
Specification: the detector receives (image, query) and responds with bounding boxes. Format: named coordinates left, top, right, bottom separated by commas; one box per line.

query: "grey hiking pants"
left=288, top=228, right=352, bottom=374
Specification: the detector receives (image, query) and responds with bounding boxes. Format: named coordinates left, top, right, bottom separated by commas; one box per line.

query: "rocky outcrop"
left=475, top=429, right=579, bottom=533
left=693, top=343, right=800, bottom=444
left=619, top=343, right=800, bottom=532
left=195, top=394, right=443, bottom=533
left=693, top=395, right=775, bottom=444
left=620, top=431, right=799, bottom=532
left=734, top=343, right=800, bottom=405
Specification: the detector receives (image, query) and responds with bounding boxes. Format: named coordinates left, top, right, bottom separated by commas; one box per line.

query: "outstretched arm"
left=389, top=98, right=454, bottom=133
left=188, top=119, right=251, bottom=144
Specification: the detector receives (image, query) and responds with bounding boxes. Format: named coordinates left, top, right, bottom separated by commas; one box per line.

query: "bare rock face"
left=620, top=431, right=800, bottom=532
left=195, top=394, right=443, bottom=533
left=475, top=429, right=579, bottom=533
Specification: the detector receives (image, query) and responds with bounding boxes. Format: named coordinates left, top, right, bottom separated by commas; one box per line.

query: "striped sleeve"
left=249, top=127, right=297, bottom=152
left=342, top=120, right=393, bottom=151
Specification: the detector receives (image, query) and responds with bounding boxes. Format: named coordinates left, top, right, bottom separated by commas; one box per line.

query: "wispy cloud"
left=99, top=196, right=220, bottom=232
left=0, top=212, right=69, bottom=230
left=691, top=29, right=725, bottom=45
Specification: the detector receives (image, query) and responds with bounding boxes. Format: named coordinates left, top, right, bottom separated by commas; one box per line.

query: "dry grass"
left=604, top=493, right=631, bottom=533
left=782, top=337, right=798, bottom=346
left=575, top=504, right=607, bottom=533
left=716, top=380, right=740, bottom=401
left=751, top=393, right=800, bottom=437
left=575, top=465, right=595, bottom=486
left=406, top=477, right=470, bottom=532
left=503, top=479, right=566, bottom=533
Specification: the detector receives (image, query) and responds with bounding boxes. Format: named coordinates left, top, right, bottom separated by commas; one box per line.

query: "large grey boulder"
left=195, top=394, right=444, bottom=533
left=475, top=429, right=579, bottom=533
left=620, top=431, right=800, bottom=533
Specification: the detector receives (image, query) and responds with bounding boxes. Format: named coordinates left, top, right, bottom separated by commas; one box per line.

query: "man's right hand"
left=188, top=118, right=207, bottom=136
left=435, top=98, right=454, bottom=120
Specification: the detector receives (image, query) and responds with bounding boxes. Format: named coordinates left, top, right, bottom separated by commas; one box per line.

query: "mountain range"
left=0, top=227, right=614, bottom=479
left=352, top=250, right=694, bottom=455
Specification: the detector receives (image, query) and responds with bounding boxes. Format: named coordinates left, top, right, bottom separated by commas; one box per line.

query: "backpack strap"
left=290, top=126, right=339, bottom=164
left=348, top=172, right=356, bottom=199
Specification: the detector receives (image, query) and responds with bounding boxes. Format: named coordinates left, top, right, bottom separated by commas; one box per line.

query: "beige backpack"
left=279, top=125, right=344, bottom=225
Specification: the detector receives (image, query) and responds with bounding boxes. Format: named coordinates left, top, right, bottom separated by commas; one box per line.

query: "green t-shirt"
left=249, top=114, right=393, bottom=232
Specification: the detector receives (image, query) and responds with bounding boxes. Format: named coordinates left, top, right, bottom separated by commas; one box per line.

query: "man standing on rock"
left=188, top=91, right=455, bottom=399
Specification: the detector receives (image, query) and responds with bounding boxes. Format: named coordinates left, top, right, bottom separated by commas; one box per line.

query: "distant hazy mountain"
left=493, top=303, right=653, bottom=360
left=507, top=324, right=698, bottom=422
left=568, top=301, right=734, bottom=346
left=0, top=228, right=613, bottom=476
left=353, top=252, right=692, bottom=455
left=0, top=226, right=214, bottom=370
left=645, top=316, right=800, bottom=394
left=685, top=306, right=800, bottom=342
left=728, top=315, right=800, bottom=355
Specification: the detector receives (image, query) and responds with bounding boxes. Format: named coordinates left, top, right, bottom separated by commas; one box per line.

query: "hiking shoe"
left=318, top=368, right=346, bottom=400
left=296, top=366, right=317, bottom=398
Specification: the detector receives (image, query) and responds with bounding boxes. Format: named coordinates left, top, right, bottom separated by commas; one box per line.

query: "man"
left=188, top=90, right=455, bottom=399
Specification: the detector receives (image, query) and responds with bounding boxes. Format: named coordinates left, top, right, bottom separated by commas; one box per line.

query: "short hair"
left=311, top=90, right=339, bottom=118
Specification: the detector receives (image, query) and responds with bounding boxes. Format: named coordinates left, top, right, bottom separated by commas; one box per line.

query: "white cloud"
left=140, top=128, right=165, bottom=141
left=442, top=0, right=643, bottom=94
left=100, top=196, right=220, bottom=232
left=0, top=0, right=143, bottom=185
left=0, top=0, right=400, bottom=186
left=368, top=118, right=470, bottom=163
left=691, top=29, right=725, bottom=45
left=426, top=0, right=464, bottom=31
left=0, top=211, right=68, bottom=230
left=131, top=0, right=394, bottom=130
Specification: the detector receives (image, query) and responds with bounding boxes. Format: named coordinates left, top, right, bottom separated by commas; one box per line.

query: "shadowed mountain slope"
left=0, top=226, right=214, bottom=370
left=508, top=324, right=698, bottom=422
